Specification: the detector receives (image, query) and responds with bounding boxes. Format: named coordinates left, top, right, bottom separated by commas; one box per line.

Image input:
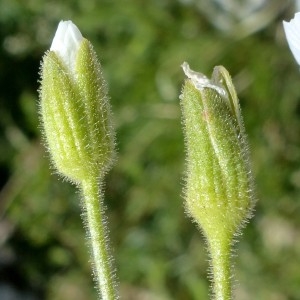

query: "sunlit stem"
left=208, top=235, right=232, bottom=300
left=81, top=178, right=118, bottom=300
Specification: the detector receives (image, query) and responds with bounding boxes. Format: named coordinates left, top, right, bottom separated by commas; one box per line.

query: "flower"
left=39, top=21, right=115, bottom=183
left=180, top=63, right=255, bottom=239
left=283, top=12, right=300, bottom=65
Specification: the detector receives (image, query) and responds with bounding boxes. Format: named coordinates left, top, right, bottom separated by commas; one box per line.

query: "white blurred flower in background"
left=283, top=12, right=300, bottom=65
left=192, top=0, right=289, bottom=38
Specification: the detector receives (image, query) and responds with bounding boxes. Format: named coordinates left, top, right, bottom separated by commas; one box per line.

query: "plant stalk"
left=81, top=178, right=118, bottom=300
left=209, top=236, right=232, bottom=300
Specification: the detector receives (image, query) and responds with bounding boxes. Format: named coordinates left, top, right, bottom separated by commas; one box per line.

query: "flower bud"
left=39, top=21, right=115, bottom=184
left=180, top=62, right=255, bottom=240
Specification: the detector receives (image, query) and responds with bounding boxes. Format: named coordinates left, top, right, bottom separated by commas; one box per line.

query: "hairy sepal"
left=180, top=75, right=254, bottom=241
left=39, top=40, right=115, bottom=184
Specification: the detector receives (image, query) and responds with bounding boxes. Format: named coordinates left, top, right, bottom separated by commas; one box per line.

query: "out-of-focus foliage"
left=0, top=0, right=299, bottom=299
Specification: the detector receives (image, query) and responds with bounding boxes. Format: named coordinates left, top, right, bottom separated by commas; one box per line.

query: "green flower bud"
left=180, top=62, right=255, bottom=299
left=181, top=62, right=254, bottom=239
left=39, top=21, right=115, bottom=184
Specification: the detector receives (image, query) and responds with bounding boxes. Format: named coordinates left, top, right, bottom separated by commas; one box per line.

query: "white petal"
left=283, top=13, right=300, bottom=65
left=50, top=20, right=83, bottom=71
left=181, top=62, right=226, bottom=97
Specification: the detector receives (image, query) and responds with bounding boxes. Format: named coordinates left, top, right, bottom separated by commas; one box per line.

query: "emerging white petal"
left=50, top=20, right=83, bottom=72
left=181, top=62, right=226, bottom=97
left=283, top=12, right=300, bottom=65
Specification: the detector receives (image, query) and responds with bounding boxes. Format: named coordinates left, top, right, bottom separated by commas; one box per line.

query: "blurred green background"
left=0, top=0, right=299, bottom=299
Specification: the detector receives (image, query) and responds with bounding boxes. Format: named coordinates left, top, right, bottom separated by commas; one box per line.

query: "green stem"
left=81, top=178, right=118, bottom=300
left=209, top=236, right=232, bottom=300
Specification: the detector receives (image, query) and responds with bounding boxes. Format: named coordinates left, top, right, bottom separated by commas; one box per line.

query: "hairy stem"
left=209, top=236, right=232, bottom=300
left=81, top=178, right=118, bottom=300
